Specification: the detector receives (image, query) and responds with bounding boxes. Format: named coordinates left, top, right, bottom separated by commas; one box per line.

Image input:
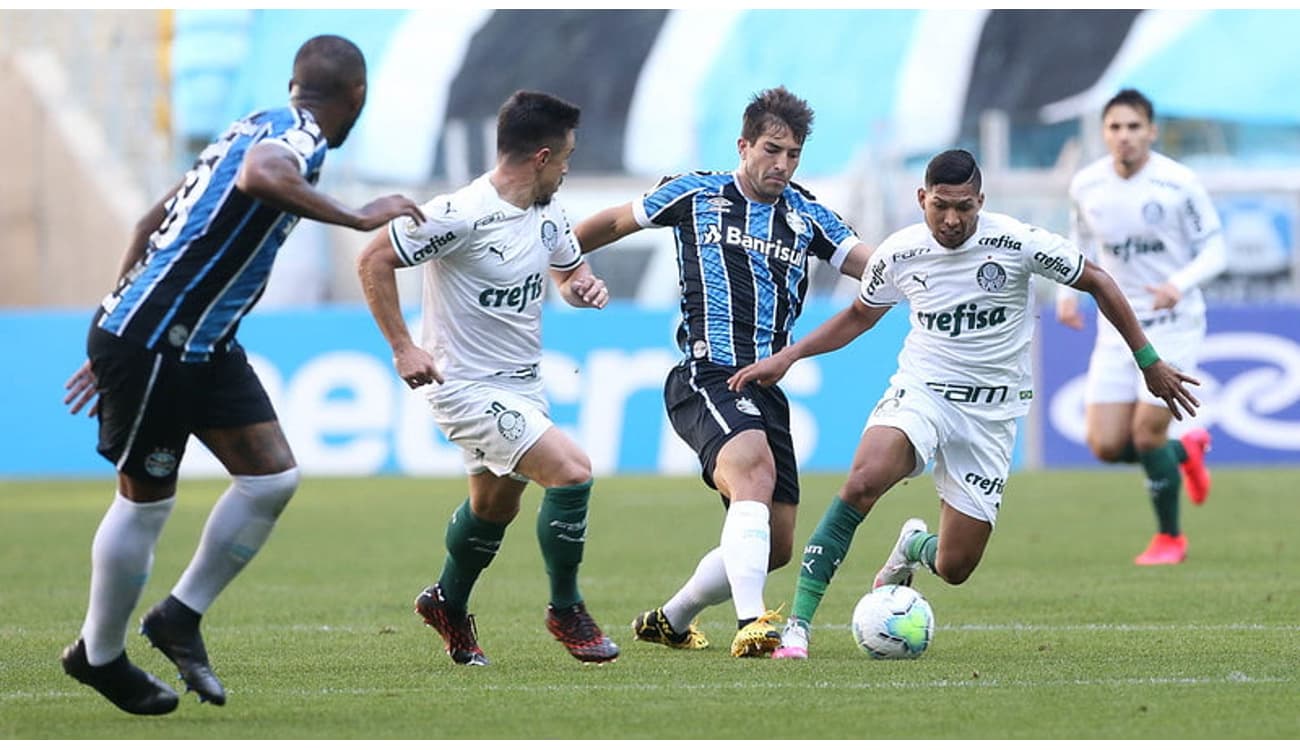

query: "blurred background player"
left=730, top=149, right=1201, bottom=659
left=1056, top=88, right=1227, bottom=565
left=59, top=34, right=424, bottom=714
left=575, top=87, right=873, bottom=657
left=356, top=90, right=619, bottom=667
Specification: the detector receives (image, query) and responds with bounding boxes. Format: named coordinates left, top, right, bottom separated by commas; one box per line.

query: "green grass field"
left=2, top=469, right=1297, bottom=739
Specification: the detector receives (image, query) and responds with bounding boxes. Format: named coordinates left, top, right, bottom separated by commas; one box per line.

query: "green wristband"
left=1134, top=343, right=1160, bottom=369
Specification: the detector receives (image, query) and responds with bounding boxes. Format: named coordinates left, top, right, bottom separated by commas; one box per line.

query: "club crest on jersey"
left=735, top=397, right=761, bottom=416
left=143, top=448, right=178, bottom=478
left=540, top=219, right=559, bottom=251
left=692, top=340, right=709, bottom=359
left=784, top=210, right=808, bottom=236
left=976, top=261, right=1007, bottom=292
left=487, top=401, right=527, bottom=441
left=1142, top=201, right=1165, bottom=224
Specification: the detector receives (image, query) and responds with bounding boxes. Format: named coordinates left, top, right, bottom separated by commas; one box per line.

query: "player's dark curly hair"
left=742, top=86, right=814, bottom=145
left=1103, top=88, right=1155, bottom=122
left=497, top=90, right=581, bottom=160
left=925, top=149, right=982, bottom=192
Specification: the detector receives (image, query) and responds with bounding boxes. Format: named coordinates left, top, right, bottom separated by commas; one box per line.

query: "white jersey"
left=860, top=212, right=1085, bottom=418
left=1069, top=151, right=1222, bottom=323
left=386, top=173, right=583, bottom=381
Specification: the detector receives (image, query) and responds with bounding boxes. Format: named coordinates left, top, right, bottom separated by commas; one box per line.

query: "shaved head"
left=291, top=35, right=366, bottom=99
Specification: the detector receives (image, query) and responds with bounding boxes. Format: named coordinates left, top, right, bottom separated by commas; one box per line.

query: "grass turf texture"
left=1, top=469, right=1297, bottom=739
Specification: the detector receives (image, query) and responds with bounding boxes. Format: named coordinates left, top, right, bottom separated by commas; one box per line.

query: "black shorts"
left=663, top=359, right=799, bottom=505
left=87, top=325, right=277, bottom=482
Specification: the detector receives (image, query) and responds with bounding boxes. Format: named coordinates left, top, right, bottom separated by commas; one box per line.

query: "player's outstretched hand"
left=568, top=275, right=609, bottom=309
left=394, top=344, right=443, bottom=390
left=1142, top=360, right=1200, bottom=420
left=355, top=195, right=425, bottom=231
left=64, top=360, right=99, bottom=417
left=727, top=352, right=795, bottom=392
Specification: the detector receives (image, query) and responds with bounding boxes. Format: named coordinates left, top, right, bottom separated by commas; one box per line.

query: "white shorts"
left=1087, top=312, right=1204, bottom=407
left=865, top=378, right=1017, bottom=527
left=422, top=378, right=552, bottom=477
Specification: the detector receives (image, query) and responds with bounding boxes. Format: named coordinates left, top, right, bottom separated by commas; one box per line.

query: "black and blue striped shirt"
left=634, top=171, right=859, bottom=367
left=96, top=106, right=328, bottom=362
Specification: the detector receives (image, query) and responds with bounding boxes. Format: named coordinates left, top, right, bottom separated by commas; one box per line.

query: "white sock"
left=171, top=468, right=299, bottom=614
left=719, top=500, right=771, bottom=622
left=81, top=493, right=175, bottom=665
left=662, top=546, right=731, bottom=632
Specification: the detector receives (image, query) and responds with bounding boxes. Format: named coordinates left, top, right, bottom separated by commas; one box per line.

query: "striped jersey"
left=634, top=171, right=860, bottom=367
left=96, top=107, right=328, bottom=362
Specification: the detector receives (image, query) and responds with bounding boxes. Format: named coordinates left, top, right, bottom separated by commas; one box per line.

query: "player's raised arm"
left=728, top=298, right=889, bottom=390
left=574, top=202, right=641, bottom=254
left=836, top=241, right=875, bottom=281
left=1071, top=258, right=1200, bottom=419
left=237, top=142, right=424, bottom=231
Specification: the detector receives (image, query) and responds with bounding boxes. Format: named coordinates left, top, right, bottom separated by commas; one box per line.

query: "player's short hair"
left=925, top=149, right=982, bottom=192
left=742, top=86, right=814, bottom=145
left=497, top=90, right=581, bottom=159
left=1104, top=88, right=1155, bottom=122
left=292, top=35, right=366, bottom=97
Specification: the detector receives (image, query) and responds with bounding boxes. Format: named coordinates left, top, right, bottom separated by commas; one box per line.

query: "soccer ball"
left=850, top=584, right=934, bottom=659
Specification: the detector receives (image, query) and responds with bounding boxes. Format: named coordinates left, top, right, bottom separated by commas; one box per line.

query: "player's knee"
left=1087, top=437, right=1128, bottom=463
left=234, top=466, right=299, bottom=518
left=549, top=456, right=592, bottom=487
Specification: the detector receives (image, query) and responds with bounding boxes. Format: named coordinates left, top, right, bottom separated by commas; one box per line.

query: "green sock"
left=1169, top=439, right=1188, bottom=464
left=1116, top=442, right=1140, bottom=464
left=906, top=532, right=939, bottom=576
left=537, top=479, right=592, bottom=609
left=439, top=499, right=507, bottom=610
left=790, top=497, right=865, bottom=624
left=1138, top=443, right=1182, bottom=536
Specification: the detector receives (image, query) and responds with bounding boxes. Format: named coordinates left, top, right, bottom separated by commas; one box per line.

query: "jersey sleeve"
left=1179, top=176, right=1224, bottom=245
left=632, top=173, right=705, bottom=229
left=804, top=201, right=862, bottom=270
left=547, top=199, right=583, bottom=271
left=387, top=195, right=472, bottom=267
left=858, top=250, right=901, bottom=308
left=1024, top=225, right=1086, bottom=286
left=262, top=109, right=328, bottom=176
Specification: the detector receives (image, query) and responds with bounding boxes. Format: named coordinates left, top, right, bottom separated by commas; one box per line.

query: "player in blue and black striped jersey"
left=59, top=35, right=424, bottom=715
left=576, top=86, right=874, bottom=658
